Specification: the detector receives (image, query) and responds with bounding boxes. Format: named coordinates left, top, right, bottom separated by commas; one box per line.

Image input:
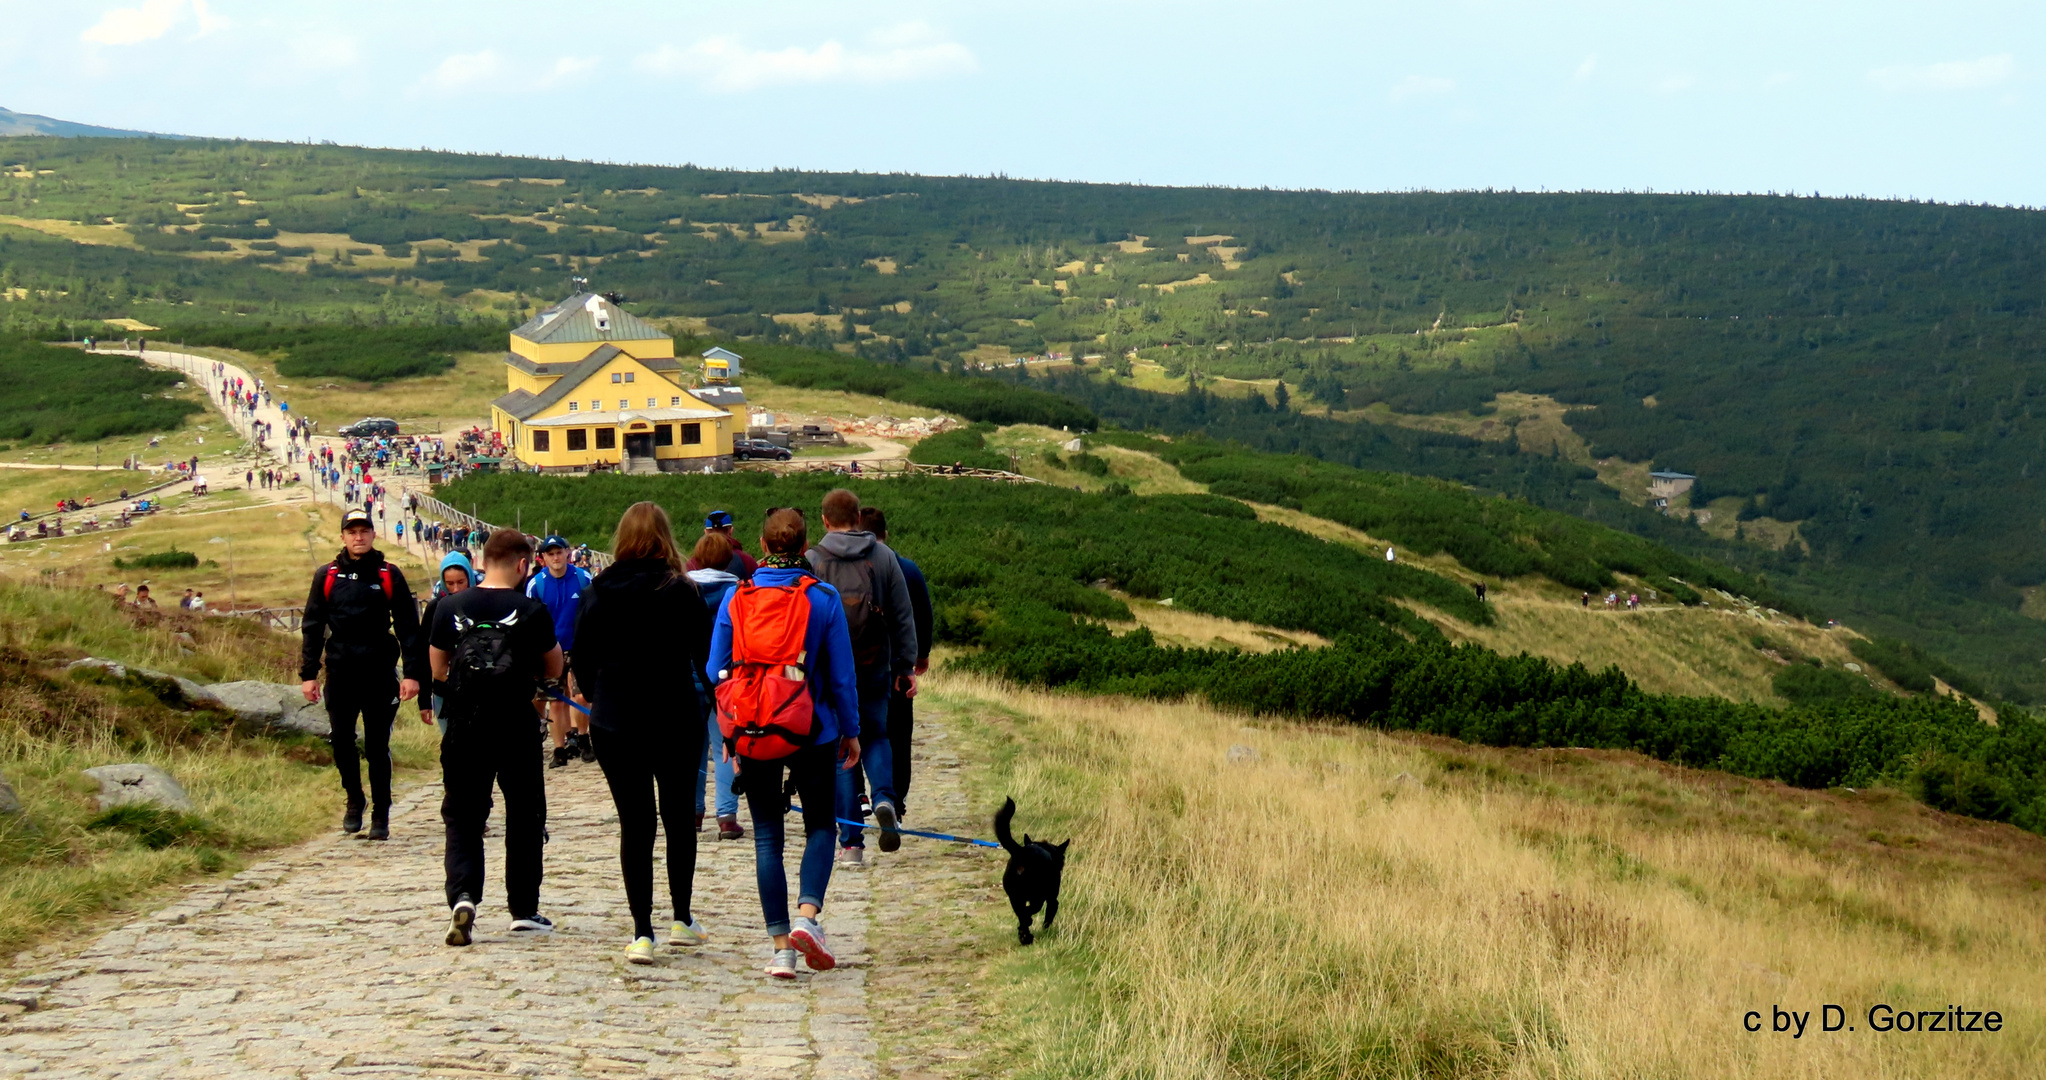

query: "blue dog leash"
left=544, top=689, right=1000, bottom=850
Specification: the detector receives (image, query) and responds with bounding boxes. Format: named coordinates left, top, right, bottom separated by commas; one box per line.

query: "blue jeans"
left=741, top=743, right=839, bottom=936
left=835, top=673, right=897, bottom=847
left=696, top=715, right=739, bottom=818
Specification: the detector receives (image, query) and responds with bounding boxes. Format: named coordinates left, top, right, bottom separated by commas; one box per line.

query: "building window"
left=670, top=396, right=681, bottom=406
left=625, top=372, right=635, bottom=383
left=567, top=428, right=587, bottom=451
left=619, top=399, right=629, bottom=410
left=610, top=372, right=621, bottom=384
left=682, top=423, right=702, bottom=445
left=568, top=401, right=578, bottom=412
left=590, top=400, right=601, bottom=412
left=655, top=424, right=674, bottom=446
left=596, top=427, right=616, bottom=450
left=533, top=429, right=550, bottom=452
left=646, top=397, right=656, bottom=408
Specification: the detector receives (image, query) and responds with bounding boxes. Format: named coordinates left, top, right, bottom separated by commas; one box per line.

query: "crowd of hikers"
left=297, top=489, right=933, bottom=978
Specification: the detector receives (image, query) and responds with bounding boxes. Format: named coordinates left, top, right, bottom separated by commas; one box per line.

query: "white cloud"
left=425, top=50, right=510, bottom=91
left=81, top=0, right=183, bottom=45
left=1869, top=53, right=2014, bottom=91
left=1572, top=55, right=1596, bottom=83
left=633, top=22, right=976, bottom=92
left=541, top=56, right=599, bottom=87
left=1389, top=75, right=1454, bottom=101
left=188, top=0, right=226, bottom=36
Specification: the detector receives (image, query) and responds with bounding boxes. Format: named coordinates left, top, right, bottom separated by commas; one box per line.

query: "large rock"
left=66, top=658, right=223, bottom=711
left=0, top=774, right=20, bottom=816
left=80, top=764, right=194, bottom=814
left=205, top=681, right=329, bottom=736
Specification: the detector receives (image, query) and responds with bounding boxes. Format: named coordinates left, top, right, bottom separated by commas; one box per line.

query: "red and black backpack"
left=714, top=578, right=820, bottom=760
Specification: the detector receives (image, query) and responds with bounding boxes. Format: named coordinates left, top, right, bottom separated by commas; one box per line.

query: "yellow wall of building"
left=508, top=335, right=675, bottom=366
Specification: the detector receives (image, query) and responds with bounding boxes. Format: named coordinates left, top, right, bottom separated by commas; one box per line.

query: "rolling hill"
left=0, top=107, right=184, bottom=140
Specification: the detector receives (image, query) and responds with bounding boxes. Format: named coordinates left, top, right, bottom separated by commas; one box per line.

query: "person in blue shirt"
left=526, top=534, right=593, bottom=768
left=707, top=507, right=862, bottom=980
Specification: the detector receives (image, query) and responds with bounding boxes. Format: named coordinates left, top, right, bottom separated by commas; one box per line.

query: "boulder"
left=66, top=658, right=223, bottom=711
left=81, top=764, right=194, bottom=814
left=204, top=681, right=329, bottom=736
left=0, top=774, right=20, bottom=816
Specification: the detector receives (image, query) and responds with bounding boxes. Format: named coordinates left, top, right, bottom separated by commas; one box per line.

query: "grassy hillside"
left=935, top=672, right=2046, bottom=1079
left=4, top=137, right=2044, bottom=694
left=0, top=336, right=199, bottom=444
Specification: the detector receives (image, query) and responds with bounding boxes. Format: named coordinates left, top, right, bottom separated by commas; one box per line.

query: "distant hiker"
left=1473, top=581, right=1486, bottom=602
left=134, top=584, right=157, bottom=610
left=708, top=507, right=862, bottom=979
left=807, top=488, right=916, bottom=862
left=300, top=507, right=423, bottom=840
left=419, top=551, right=476, bottom=734
left=572, top=502, right=715, bottom=964
left=686, top=531, right=744, bottom=841
left=859, top=507, right=931, bottom=819
left=1385, top=546, right=1396, bottom=562
left=687, top=510, right=758, bottom=580
left=526, top=535, right=593, bottom=768
left=190, top=592, right=205, bottom=613
left=429, top=528, right=562, bottom=947
left=1580, top=592, right=1590, bottom=608
left=179, top=588, right=196, bottom=611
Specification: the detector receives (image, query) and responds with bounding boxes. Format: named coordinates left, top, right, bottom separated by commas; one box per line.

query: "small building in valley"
left=1647, top=470, right=1697, bottom=501
left=490, top=294, right=738, bottom=473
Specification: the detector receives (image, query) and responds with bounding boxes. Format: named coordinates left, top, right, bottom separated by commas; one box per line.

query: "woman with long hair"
left=570, top=501, right=714, bottom=963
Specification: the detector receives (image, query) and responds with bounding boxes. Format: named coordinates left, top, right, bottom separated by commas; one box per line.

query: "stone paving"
left=0, top=720, right=996, bottom=1079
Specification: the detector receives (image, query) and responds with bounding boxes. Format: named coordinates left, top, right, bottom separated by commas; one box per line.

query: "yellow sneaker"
left=669, top=917, right=709, bottom=948
left=624, top=936, right=657, bottom=965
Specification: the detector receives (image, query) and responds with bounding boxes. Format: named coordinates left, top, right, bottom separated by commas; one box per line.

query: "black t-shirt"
left=429, top=587, right=557, bottom=721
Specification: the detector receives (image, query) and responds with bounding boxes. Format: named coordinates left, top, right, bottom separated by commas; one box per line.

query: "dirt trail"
left=0, top=709, right=996, bottom=1078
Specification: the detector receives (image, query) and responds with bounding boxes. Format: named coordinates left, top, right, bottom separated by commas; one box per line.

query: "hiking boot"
left=789, top=917, right=835, bottom=971
left=508, top=914, right=554, bottom=935
left=717, top=815, right=745, bottom=841
left=447, top=897, right=476, bottom=947
left=836, top=845, right=864, bottom=866
left=857, top=792, right=872, bottom=816
left=765, top=948, right=800, bottom=980
left=873, top=800, right=901, bottom=853
left=578, top=735, right=597, bottom=763
left=550, top=745, right=572, bottom=769
left=625, top=936, right=657, bottom=965
left=361, top=808, right=389, bottom=841
left=342, top=795, right=365, bottom=834
left=695, top=811, right=706, bottom=832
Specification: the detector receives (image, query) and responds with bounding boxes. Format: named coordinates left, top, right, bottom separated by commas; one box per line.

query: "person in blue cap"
left=686, top=510, right=758, bottom=580
left=526, top=534, right=593, bottom=767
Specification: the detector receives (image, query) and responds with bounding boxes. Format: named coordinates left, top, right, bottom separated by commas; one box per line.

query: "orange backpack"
left=714, top=578, right=820, bottom=760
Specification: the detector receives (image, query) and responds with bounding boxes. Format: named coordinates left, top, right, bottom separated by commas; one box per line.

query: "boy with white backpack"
left=707, top=507, right=863, bottom=978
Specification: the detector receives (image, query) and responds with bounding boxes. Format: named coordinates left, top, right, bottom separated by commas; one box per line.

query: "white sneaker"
left=764, top=948, right=800, bottom=979
left=788, top=916, right=835, bottom=971
left=669, top=918, right=709, bottom=948
left=446, top=899, right=476, bottom=947
left=836, top=845, right=864, bottom=866
left=873, top=800, right=901, bottom=853
left=625, top=936, right=657, bottom=965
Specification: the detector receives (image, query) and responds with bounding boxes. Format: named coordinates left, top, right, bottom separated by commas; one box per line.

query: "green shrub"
left=112, top=548, right=199, bottom=570
left=0, top=336, right=200, bottom=443
left=908, top=424, right=1008, bottom=471
left=1772, top=663, right=1880, bottom=706
left=86, top=804, right=222, bottom=850
left=1850, top=636, right=1985, bottom=697
left=160, top=324, right=502, bottom=383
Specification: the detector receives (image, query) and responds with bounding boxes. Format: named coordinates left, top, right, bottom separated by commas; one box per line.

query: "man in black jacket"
left=301, top=508, right=423, bottom=840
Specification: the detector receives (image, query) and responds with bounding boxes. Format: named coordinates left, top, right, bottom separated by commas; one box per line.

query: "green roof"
left=513, top=293, right=667, bottom=346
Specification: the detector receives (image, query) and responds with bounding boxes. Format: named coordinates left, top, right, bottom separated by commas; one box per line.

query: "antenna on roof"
left=569, top=274, right=590, bottom=294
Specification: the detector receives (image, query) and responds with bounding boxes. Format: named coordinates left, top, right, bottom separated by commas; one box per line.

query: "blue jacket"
left=707, top=566, right=859, bottom=747
left=526, top=564, right=592, bottom=652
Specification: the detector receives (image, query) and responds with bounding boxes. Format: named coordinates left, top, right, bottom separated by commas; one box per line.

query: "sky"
left=0, top=0, right=2038, bottom=206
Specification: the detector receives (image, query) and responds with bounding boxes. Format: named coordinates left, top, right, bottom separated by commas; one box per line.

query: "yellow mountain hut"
left=489, top=294, right=744, bottom=473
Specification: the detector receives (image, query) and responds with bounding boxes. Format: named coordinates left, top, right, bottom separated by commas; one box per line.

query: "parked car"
left=734, top=438, right=792, bottom=461
left=340, top=417, right=400, bottom=437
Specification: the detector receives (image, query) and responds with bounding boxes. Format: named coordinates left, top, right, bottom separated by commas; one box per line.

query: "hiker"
left=1474, top=581, right=1487, bottom=602
left=300, top=508, right=423, bottom=840
left=572, top=502, right=715, bottom=963
left=708, top=507, right=862, bottom=978
left=685, top=531, right=744, bottom=841
left=134, top=584, right=158, bottom=610
left=418, top=551, right=476, bottom=734
left=807, top=488, right=917, bottom=862
left=190, top=592, right=206, bottom=613
left=179, top=588, right=196, bottom=611
left=526, top=535, right=593, bottom=768
left=428, top=528, right=563, bottom=946
left=686, top=510, right=758, bottom=579
left=859, top=507, right=931, bottom=819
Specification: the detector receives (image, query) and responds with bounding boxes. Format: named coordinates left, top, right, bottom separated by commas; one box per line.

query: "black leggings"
left=593, top=726, right=704, bottom=939
left=325, top=670, right=398, bottom=807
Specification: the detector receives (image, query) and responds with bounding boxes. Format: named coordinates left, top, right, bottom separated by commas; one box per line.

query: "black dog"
left=994, top=797, right=1068, bottom=945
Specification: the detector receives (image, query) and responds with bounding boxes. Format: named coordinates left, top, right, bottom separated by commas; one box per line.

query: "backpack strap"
left=322, top=563, right=339, bottom=601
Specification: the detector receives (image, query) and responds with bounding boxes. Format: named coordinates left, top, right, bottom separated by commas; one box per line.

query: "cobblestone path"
left=0, top=709, right=1000, bottom=1079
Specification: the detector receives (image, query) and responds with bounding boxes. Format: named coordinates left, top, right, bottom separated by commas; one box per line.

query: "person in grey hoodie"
left=806, top=488, right=917, bottom=859
left=685, top=531, right=743, bottom=841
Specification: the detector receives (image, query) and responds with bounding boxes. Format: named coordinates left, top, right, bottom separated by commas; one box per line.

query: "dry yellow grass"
left=932, top=671, right=2046, bottom=1079
left=0, top=216, right=137, bottom=248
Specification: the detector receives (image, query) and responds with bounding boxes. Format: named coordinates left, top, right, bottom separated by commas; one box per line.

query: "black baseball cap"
left=539, top=534, right=570, bottom=552
left=341, top=509, right=373, bottom=530
left=705, top=510, right=733, bottom=529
